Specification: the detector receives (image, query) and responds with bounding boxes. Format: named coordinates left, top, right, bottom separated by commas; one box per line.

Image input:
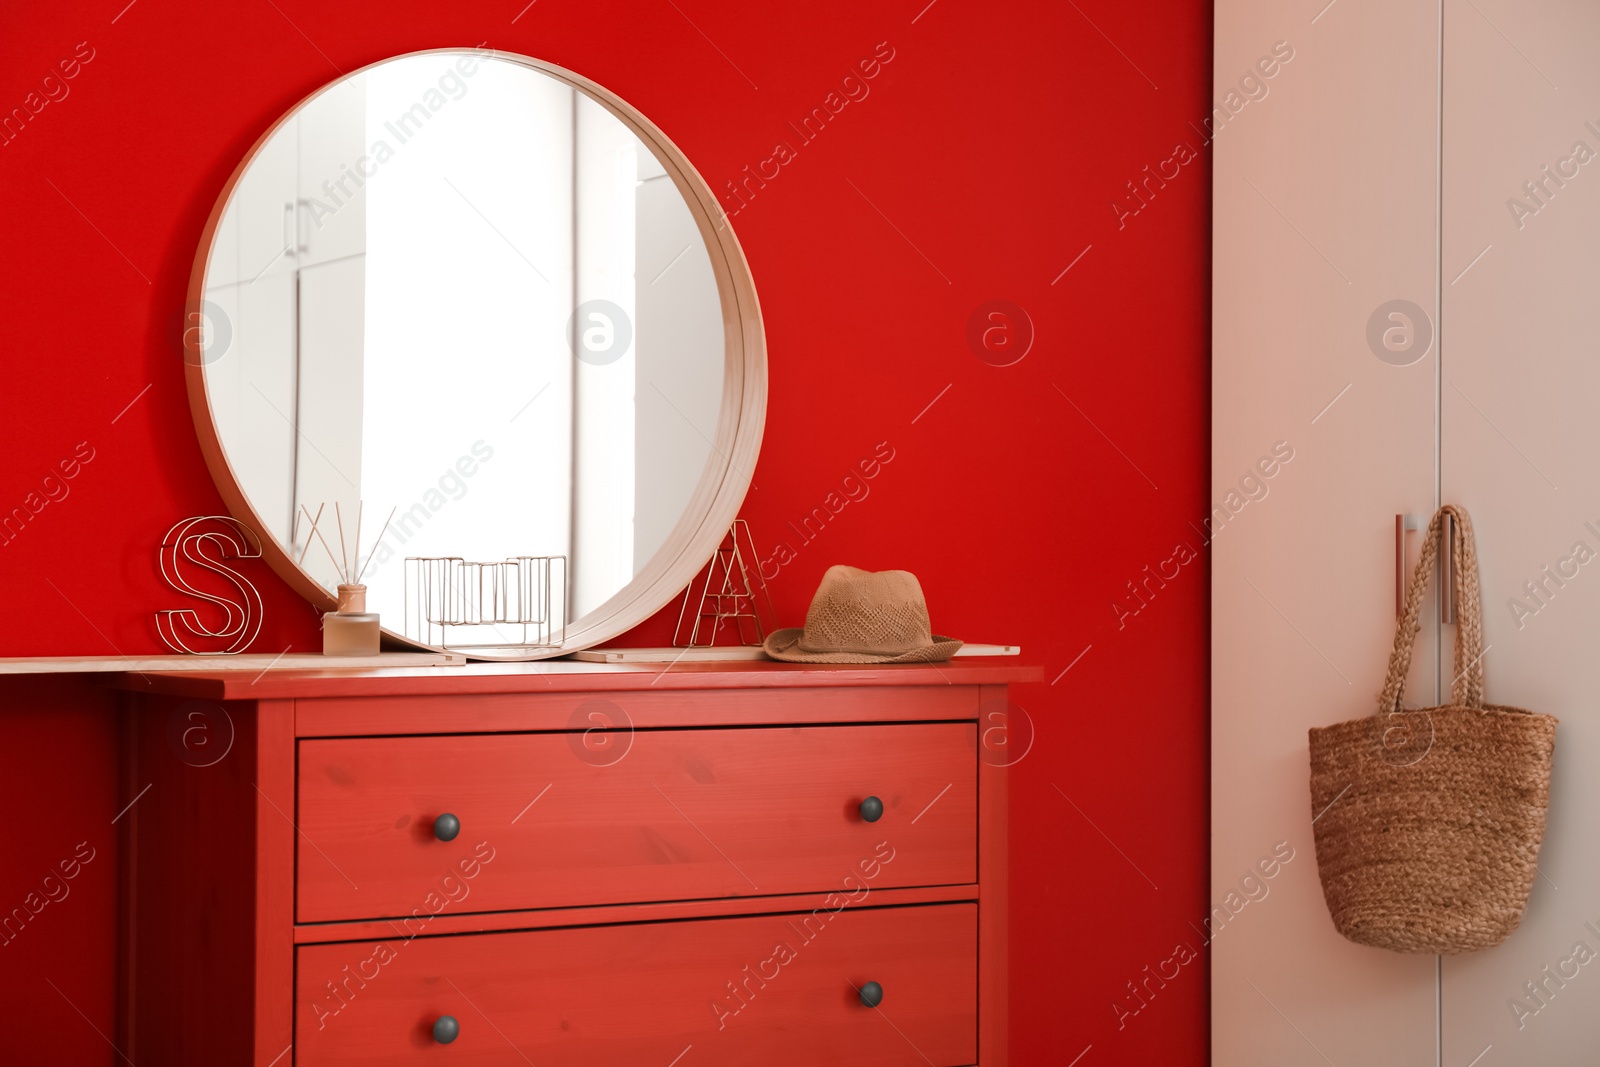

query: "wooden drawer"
left=295, top=902, right=978, bottom=1065
left=297, top=723, right=977, bottom=922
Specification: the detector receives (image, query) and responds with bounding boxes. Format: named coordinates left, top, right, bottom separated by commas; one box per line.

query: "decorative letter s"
left=155, top=516, right=263, bottom=654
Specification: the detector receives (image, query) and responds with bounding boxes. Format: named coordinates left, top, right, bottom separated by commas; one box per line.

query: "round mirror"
left=184, top=49, right=764, bottom=659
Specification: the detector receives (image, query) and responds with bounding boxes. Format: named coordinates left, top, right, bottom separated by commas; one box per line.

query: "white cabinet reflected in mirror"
left=188, top=50, right=765, bottom=659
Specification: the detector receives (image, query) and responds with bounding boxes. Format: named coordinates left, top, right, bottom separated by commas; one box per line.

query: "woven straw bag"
left=1308, top=505, right=1557, bottom=954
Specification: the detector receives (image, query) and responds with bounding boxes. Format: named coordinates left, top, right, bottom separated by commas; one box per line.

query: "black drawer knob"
left=858, top=796, right=884, bottom=823
left=859, top=981, right=884, bottom=1008
left=432, top=1014, right=460, bottom=1043
left=433, top=813, right=461, bottom=842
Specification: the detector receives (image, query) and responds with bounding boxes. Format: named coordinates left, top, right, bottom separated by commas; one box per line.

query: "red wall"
left=0, top=1, right=1211, bottom=1062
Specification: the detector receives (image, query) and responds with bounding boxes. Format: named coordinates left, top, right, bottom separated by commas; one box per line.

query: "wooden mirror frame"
left=183, top=48, right=766, bottom=660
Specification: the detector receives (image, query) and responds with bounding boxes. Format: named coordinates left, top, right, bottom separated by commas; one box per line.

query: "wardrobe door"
left=296, top=73, right=366, bottom=269
left=229, top=113, right=299, bottom=287
left=293, top=253, right=365, bottom=584
left=207, top=271, right=298, bottom=546
left=1212, top=1, right=1441, bottom=1062
left=1439, top=2, right=1600, bottom=1063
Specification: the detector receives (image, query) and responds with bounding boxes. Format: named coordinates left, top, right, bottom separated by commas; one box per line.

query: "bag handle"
left=1377, top=505, right=1485, bottom=715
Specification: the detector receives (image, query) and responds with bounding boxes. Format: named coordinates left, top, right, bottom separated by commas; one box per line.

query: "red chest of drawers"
left=114, top=659, right=1037, bottom=1065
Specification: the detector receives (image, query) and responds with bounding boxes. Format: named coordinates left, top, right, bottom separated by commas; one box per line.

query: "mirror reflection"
left=198, top=51, right=725, bottom=651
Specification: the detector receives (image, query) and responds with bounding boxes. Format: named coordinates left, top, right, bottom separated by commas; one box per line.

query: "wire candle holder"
left=404, top=555, right=568, bottom=650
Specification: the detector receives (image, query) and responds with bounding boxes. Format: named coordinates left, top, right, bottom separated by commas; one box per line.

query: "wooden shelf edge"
left=572, top=643, right=1022, bottom=663
left=106, top=657, right=1043, bottom=698
left=0, top=652, right=465, bottom=676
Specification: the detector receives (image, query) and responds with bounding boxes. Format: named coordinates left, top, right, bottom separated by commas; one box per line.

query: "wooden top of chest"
left=109, top=657, right=1041, bottom=700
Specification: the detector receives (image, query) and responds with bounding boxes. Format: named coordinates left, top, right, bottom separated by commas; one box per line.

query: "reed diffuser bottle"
left=297, top=501, right=394, bottom=658
left=324, top=582, right=380, bottom=656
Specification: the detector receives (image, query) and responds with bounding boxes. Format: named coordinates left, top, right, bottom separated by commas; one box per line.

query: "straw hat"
left=763, top=565, right=962, bottom=664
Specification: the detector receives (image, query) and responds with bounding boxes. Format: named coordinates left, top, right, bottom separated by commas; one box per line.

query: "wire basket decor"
left=404, top=555, right=567, bottom=650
